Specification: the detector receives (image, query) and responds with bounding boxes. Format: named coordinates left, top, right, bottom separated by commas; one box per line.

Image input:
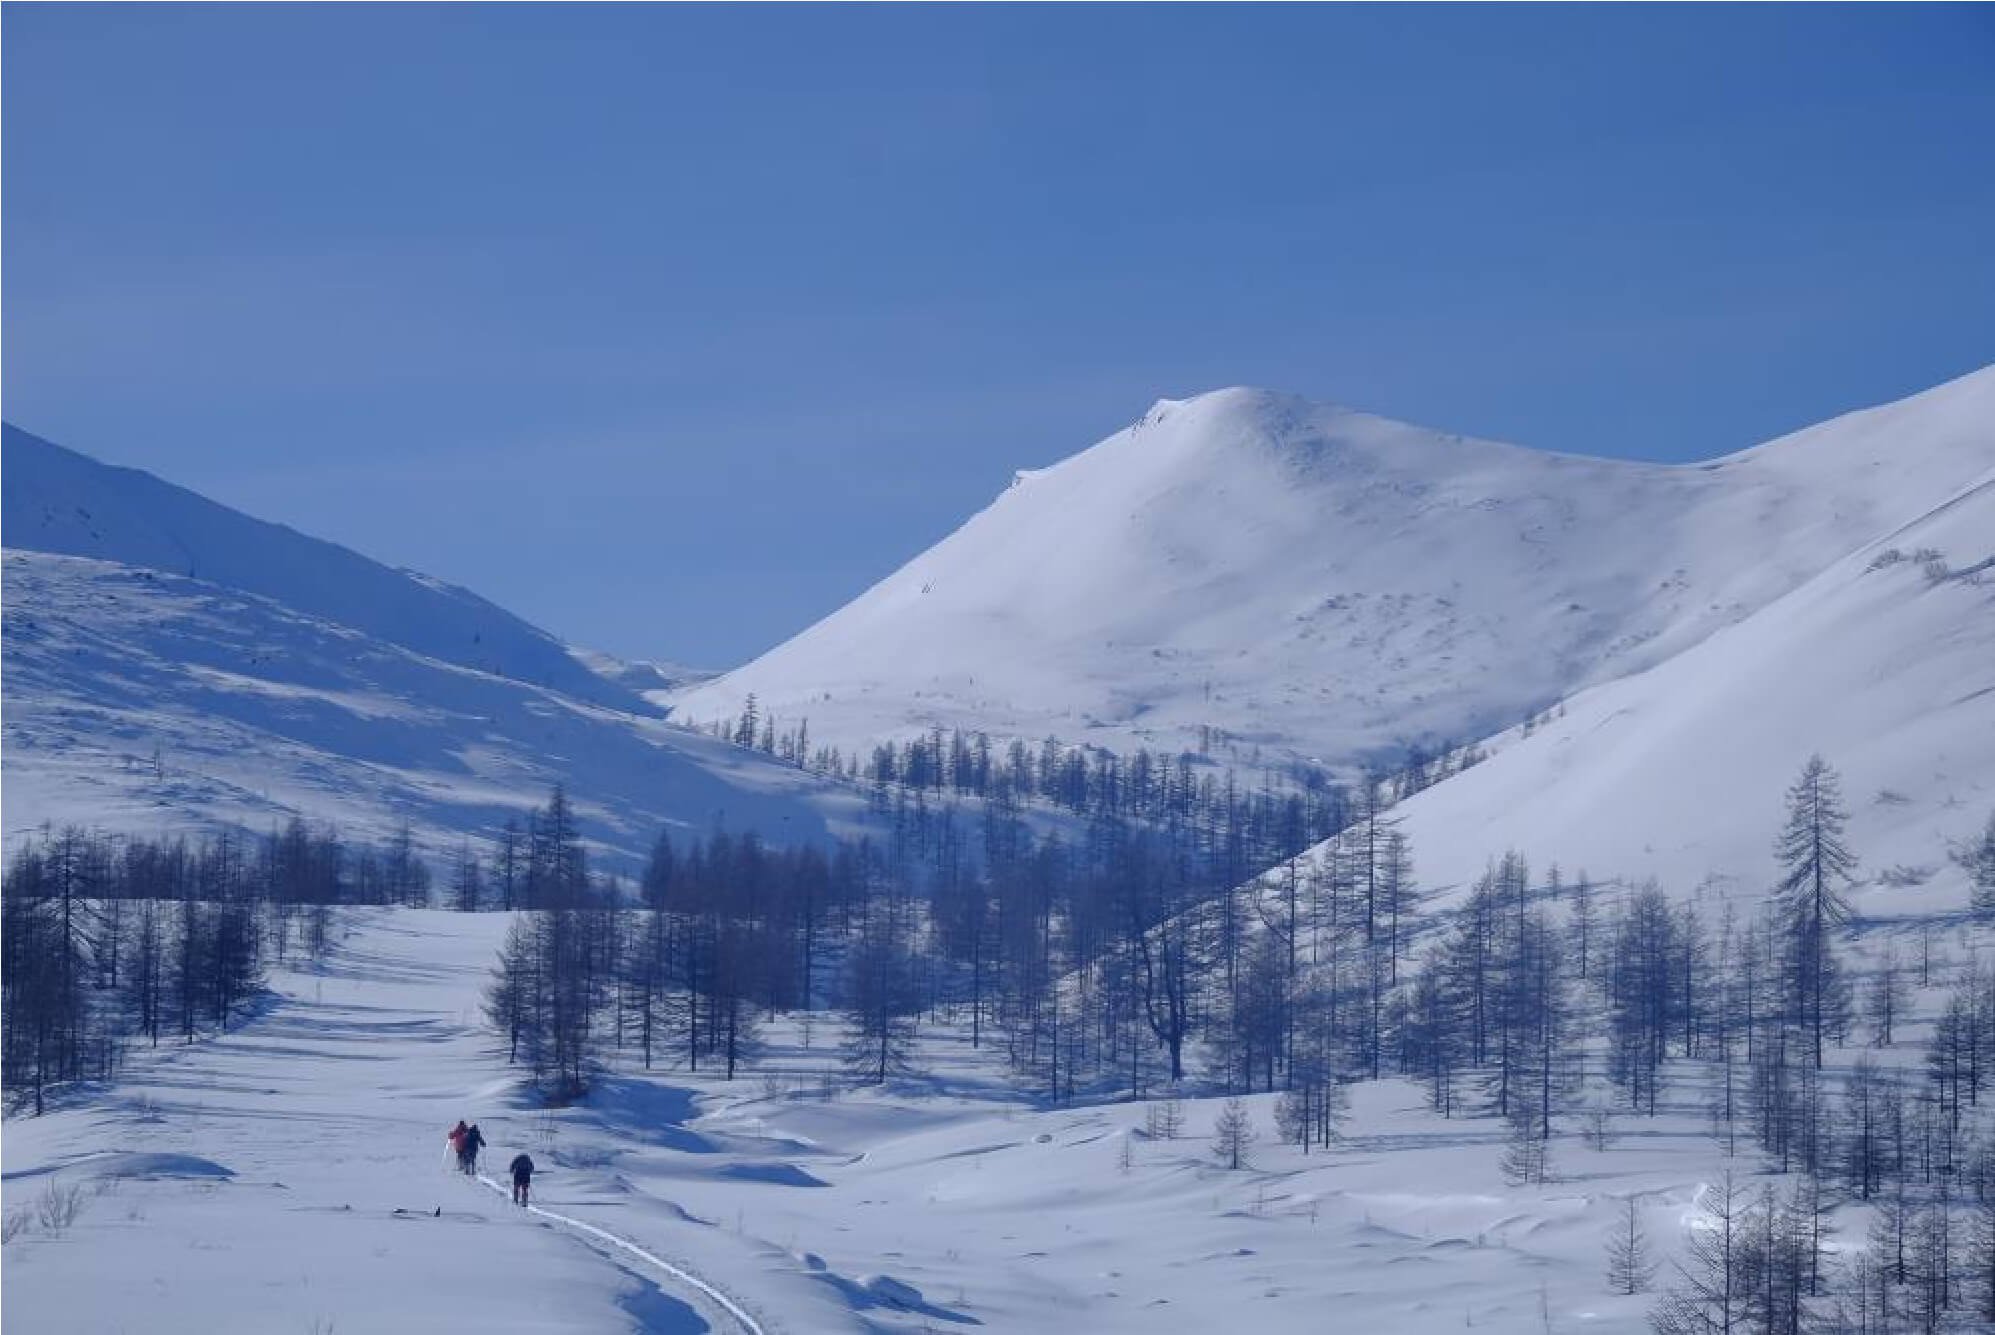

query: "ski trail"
left=475, top=1174, right=766, bottom=1335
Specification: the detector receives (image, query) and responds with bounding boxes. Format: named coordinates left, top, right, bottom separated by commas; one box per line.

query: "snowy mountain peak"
left=672, top=369, right=1995, bottom=772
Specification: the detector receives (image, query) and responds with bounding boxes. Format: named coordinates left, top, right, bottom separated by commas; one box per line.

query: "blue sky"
left=5, top=6, right=1992, bottom=666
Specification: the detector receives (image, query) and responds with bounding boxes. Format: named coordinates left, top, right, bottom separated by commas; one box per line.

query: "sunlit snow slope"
left=674, top=369, right=1995, bottom=771
left=1392, top=463, right=1995, bottom=902
left=3, top=425, right=635, bottom=711
left=1, top=433, right=865, bottom=867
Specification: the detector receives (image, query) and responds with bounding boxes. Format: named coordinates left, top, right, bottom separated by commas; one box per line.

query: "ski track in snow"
left=473, top=1174, right=766, bottom=1335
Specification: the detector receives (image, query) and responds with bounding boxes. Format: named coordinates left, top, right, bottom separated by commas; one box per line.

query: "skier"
left=509, top=1152, right=535, bottom=1207
left=446, top=1120, right=469, bottom=1168
left=458, top=1123, right=486, bottom=1176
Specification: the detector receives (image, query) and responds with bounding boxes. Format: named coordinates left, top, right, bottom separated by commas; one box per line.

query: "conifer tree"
left=1212, top=1096, right=1256, bottom=1171
left=1606, top=1196, right=1656, bottom=1296
left=1774, top=755, right=1856, bottom=1069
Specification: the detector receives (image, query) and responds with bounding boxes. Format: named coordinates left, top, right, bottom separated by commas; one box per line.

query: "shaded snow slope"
left=2, top=424, right=641, bottom=713
left=1384, top=464, right=1995, bottom=903
left=1, top=550, right=864, bottom=868
left=674, top=368, right=1995, bottom=770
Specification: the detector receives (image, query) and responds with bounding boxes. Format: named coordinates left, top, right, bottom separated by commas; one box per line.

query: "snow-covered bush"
left=36, top=1179, right=84, bottom=1234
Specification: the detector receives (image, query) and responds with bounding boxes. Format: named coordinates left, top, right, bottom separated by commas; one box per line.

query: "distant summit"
left=1, top=425, right=866, bottom=862
left=2, top=424, right=645, bottom=714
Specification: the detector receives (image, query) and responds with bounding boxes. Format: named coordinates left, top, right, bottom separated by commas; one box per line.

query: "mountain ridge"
left=672, top=366, right=1995, bottom=771
left=1, top=423, right=646, bottom=715
left=0, top=428, right=870, bottom=867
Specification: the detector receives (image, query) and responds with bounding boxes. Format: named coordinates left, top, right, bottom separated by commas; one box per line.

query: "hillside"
left=0, top=549, right=869, bottom=868
left=1390, top=463, right=1995, bottom=905
left=0, top=429, right=868, bottom=868
left=2, top=424, right=639, bottom=713
left=672, top=369, right=1995, bottom=774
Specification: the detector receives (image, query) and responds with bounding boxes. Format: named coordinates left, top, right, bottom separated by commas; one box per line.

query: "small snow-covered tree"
left=1606, top=1196, right=1656, bottom=1295
left=1145, top=1089, right=1185, bottom=1140
left=1864, top=947, right=1907, bottom=1047
left=1212, top=1096, right=1256, bottom=1171
left=451, top=842, right=484, bottom=913
left=1499, top=1108, right=1552, bottom=1186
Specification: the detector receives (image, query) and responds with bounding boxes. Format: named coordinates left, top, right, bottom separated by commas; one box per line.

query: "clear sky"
left=5, top=6, right=1992, bottom=667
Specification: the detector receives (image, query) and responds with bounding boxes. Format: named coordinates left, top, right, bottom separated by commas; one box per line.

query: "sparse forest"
left=13, top=752, right=1995, bottom=1330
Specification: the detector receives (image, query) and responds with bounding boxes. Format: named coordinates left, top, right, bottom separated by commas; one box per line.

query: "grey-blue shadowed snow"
left=1, top=424, right=645, bottom=714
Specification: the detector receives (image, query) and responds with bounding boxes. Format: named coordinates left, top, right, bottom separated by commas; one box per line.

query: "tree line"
left=702, top=697, right=1485, bottom=829
left=0, top=816, right=455, bottom=1115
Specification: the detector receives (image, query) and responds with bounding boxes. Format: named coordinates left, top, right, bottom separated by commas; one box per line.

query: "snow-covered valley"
left=14, top=906, right=1986, bottom=1335
left=5, top=368, right=1995, bottom=1335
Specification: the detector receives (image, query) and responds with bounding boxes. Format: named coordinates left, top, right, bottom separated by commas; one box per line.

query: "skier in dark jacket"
left=509, top=1152, right=535, bottom=1206
left=458, top=1123, right=486, bottom=1176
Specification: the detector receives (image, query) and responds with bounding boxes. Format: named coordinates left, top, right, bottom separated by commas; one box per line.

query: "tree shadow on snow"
left=570, top=1076, right=718, bottom=1155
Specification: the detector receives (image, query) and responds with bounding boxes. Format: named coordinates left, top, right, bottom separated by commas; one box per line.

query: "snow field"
left=14, top=904, right=1988, bottom=1333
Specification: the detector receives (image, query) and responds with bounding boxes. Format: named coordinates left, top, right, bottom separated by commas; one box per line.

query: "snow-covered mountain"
left=1391, top=458, right=1995, bottom=904
left=568, top=644, right=720, bottom=699
left=1, top=429, right=864, bottom=868
left=672, top=369, right=1995, bottom=775
left=3, top=425, right=640, bottom=712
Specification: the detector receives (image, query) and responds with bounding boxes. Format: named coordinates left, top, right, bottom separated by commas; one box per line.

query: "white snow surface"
left=3, top=425, right=637, bottom=712
left=1383, top=462, right=1995, bottom=906
left=0, top=424, right=885, bottom=867
left=570, top=646, right=721, bottom=700
left=673, top=368, right=1995, bottom=770
left=7, top=793, right=1989, bottom=1333
left=11, top=905, right=1933, bottom=1335
left=1, top=911, right=743, bottom=1334
left=1, top=550, right=867, bottom=868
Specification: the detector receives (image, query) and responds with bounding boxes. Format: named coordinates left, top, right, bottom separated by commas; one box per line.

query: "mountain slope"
left=2, top=424, right=640, bottom=712
left=1, top=427, right=868, bottom=867
left=1388, top=463, right=1995, bottom=905
left=1, top=549, right=865, bottom=867
left=673, top=368, right=1995, bottom=771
